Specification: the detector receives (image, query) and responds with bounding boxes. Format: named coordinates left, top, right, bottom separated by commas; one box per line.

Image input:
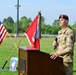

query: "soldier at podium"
left=50, top=14, right=75, bottom=75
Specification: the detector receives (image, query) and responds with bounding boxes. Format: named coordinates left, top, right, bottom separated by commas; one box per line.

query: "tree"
left=3, top=16, right=14, bottom=25
left=71, top=22, right=76, bottom=34
left=41, top=16, right=45, bottom=24
left=3, top=16, right=14, bottom=33
left=19, top=16, right=32, bottom=33
left=51, top=20, right=61, bottom=34
left=2, top=18, right=7, bottom=24
left=52, top=20, right=59, bottom=27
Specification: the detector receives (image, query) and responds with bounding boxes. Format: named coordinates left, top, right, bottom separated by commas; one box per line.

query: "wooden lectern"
left=18, top=46, right=63, bottom=75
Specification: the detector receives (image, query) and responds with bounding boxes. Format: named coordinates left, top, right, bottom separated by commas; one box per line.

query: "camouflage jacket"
left=57, top=27, right=75, bottom=63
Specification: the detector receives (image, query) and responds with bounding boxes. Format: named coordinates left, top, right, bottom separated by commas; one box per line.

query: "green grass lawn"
left=0, top=37, right=76, bottom=75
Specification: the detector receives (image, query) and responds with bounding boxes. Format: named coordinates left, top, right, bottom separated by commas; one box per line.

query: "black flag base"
left=2, top=60, right=8, bottom=69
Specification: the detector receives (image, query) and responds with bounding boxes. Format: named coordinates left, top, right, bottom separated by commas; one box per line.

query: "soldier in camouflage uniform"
left=50, top=14, right=75, bottom=75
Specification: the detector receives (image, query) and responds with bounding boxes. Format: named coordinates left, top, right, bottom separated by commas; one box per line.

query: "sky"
left=0, top=0, right=76, bottom=25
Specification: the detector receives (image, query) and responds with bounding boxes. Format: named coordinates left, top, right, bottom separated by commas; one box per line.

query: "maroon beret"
left=59, top=14, right=69, bottom=21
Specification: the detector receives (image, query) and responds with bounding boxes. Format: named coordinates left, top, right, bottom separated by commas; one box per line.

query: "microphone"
left=54, top=38, right=58, bottom=50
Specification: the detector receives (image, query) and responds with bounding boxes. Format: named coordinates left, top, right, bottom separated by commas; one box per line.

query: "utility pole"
left=15, top=0, right=20, bottom=35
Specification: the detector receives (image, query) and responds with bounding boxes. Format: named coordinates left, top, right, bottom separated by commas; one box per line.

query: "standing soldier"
left=50, top=14, right=75, bottom=75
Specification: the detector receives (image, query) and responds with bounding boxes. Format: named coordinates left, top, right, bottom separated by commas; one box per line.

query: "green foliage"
left=19, top=16, right=32, bottom=33
left=52, top=19, right=60, bottom=27
left=71, top=23, right=76, bottom=34
left=41, top=16, right=45, bottom=24
left=1, top=16, right=76, bottom=35
left=3, top=16, right=14, bottom=33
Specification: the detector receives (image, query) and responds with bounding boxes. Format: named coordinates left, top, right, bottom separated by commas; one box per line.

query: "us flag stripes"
left=0, top=21, right=7, bottom=44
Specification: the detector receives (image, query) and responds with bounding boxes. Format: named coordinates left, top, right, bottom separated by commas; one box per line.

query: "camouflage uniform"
left=57, top=27, right=75, bottom=75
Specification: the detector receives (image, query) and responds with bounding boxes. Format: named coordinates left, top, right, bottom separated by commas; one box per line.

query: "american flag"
left=0, top=21, right=7, bottom=44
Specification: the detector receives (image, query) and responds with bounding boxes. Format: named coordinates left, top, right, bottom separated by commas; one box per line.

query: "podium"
left=18, top=46, right=63, bottom=75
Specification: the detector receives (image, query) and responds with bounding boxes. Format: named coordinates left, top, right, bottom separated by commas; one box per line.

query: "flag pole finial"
left=38, top=10, right=41, bottom=14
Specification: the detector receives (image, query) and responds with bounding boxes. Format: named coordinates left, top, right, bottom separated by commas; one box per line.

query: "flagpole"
left=2, top=34, right=25, bottom=69
left=38, top=11, right=41, bottom=39
left=15, top=0, right=20, bottom=36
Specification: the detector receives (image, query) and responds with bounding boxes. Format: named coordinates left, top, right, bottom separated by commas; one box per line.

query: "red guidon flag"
left=0, top=21, right=7, bottom=44
left=25, top=13, right=41, bottom=50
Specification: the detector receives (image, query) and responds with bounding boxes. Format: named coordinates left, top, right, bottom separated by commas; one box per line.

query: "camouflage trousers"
left=63, top=62, right=73, bottom=75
